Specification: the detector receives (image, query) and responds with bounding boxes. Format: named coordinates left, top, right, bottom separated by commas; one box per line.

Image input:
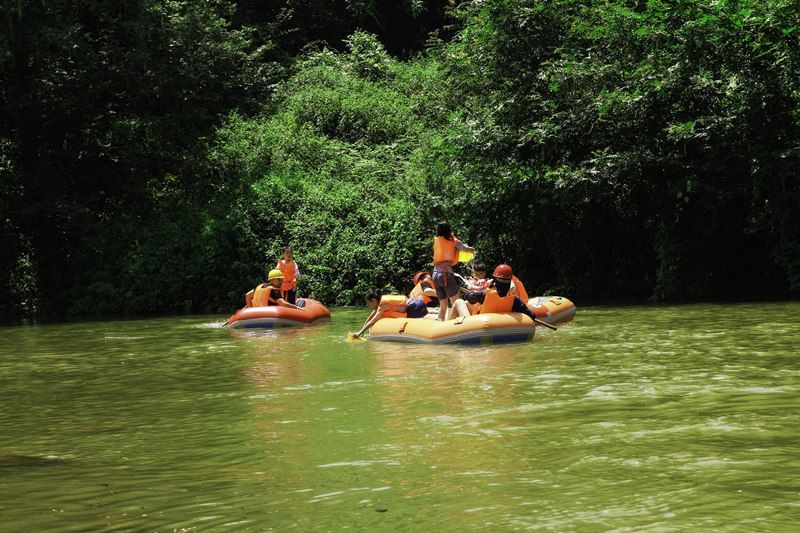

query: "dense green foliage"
left=445, top=0, right=800, bottom=299
left=1, top=0, right=798, bottom=321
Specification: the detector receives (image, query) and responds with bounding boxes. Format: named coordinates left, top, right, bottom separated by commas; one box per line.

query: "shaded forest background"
left=1, top=0, right=798, bottom=322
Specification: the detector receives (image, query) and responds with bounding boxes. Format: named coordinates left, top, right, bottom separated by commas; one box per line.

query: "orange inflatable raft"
left=527, top=296, right=576, bottom=326
left=369, top=313, right=535, bottom=345
left=225, top=299, right=331, bottom=329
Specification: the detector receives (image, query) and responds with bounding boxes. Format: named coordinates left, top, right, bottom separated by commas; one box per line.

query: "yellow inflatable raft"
left=369, top=313, right=535, bottom=345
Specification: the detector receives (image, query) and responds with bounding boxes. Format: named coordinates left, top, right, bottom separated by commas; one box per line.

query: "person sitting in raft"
left=275, top=246, right=300, bottom=304
left=245, top=269, right=306, bottom=310
left=409, top=271, right=438, bottom=308
left=467, top=263, right=490, bottom=290
left=447, top=264, right=537, bottom=320
left=475, top=266, right=529, bottom=302
left=432, top=221, right=476, bottom=321
left=351, top=290, right=428, bottom=339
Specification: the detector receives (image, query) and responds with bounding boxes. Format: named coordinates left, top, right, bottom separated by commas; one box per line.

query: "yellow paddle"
left=348, top=332, right=366, bottom=342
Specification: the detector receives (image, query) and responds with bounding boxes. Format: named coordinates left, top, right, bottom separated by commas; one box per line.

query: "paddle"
left=533, top=318, right=557, bottom=331
left=347, top=332, right=366, bottom=342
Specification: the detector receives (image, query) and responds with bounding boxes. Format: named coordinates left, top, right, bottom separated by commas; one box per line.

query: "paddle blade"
left=457, top=250, right=474, bottom=263
left=348, top=332, right=366, bottom=342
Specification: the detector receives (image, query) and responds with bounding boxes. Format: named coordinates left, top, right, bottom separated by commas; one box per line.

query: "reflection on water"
left=1, top=303, right=800, bottom=531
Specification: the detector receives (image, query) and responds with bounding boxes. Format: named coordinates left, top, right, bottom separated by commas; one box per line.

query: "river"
left=1, top=302, right=799, bottom=530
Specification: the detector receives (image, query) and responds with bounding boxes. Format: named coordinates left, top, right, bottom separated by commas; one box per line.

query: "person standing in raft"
left=351, top=290, right=428, bottom=339
left=449, top=264, right=537, bottom=320
left=432, top=221, right=475, bottom=321
left=245, top=269, right=306, bottom=310
left=275, top=246, right=301, bottom=304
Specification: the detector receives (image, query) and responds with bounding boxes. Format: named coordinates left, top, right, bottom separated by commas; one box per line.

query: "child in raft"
left=467, top=263, right=490, bottom=290
left=432, top=221, right=476, bottom=321
left=275, top=246, right=300, bottom=304
left=447, top=264, right=537, bottom=320
left=351, top=290, right=428, bottom=339
left=245, top=269, right=306, bottom=310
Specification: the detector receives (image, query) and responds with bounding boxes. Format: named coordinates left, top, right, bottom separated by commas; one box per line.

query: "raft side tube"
left=226, top=299, right=331, bottom=329
left=369, top=312, right=535, bottom=345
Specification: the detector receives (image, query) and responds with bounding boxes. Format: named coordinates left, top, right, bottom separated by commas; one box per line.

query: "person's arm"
left=512, top=296, right=536, bottom=320
left=455, top=239, right=476, bottom=253
left=464, top=290, right=486, bottom=305
left=245, top=289, right=255, bottom=307
left=277, top=298, right=304, bottom=310
left=294, top=263, right=300, bottom=281
left=352, top=307, right=383, bottom=338
left=273, top=288, right=304, bottom=310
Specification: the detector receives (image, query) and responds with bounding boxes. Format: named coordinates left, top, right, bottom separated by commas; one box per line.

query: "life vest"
left=511, top=275, right=529, bottom=303
left=409, top=279, right=435, bottom=304
left=433, top=236, right=458, bottom=266
left=277, top=259, right=298, bottom=290
left=478, top=289, right=515, bottom=314
left=252, top=284, right=280, bottom=306
left=378, top=295, right=407, bottom=319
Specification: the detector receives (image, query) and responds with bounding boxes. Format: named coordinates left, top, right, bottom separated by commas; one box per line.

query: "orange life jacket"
left=409, top=279, right=435, bottom=304
left=511, top=275, right=529, bottom=303
left=478, top=289, right=515, bottom=314
left=378, top=295, right=407, bottom=319
left=277, top=259, right=298, bottom=290
left=252, top=283, right=280, bottom=306
left=433, top=236, right=458, bottom=266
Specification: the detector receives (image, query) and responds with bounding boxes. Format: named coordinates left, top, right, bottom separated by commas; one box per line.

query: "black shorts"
left=405, top=298, right=428, bottom=318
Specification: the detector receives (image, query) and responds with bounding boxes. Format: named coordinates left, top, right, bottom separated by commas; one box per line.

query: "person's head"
left=435, top=221, right=453, bottom=240
left=267, top=268, right=284, bottom=288
left=365, top=290, right=382, bottom=310
left=492, top=264, right=513, bottom=297
left=282, top=246, right=293, bottom=261
left=413, top=271, right=431, bottom=286
left=473, top=263, right=486, bottom=279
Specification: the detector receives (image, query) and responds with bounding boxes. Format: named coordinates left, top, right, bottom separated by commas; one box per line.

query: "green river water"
left=1, top=303, right=799, bottom=531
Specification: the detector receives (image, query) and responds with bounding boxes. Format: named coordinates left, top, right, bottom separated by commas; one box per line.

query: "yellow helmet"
left=267, top=268, right=284, bottom=281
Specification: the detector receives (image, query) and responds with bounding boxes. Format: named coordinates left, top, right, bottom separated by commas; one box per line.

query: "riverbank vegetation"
left=2, top=0, right=798, bottom=321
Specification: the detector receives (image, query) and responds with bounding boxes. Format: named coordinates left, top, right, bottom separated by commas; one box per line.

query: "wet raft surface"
left=1, top=303, right=800, bottom=530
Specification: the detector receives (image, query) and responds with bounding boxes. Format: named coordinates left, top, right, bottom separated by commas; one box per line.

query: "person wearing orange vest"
left=408, top=271, right=438, bottom=307
left=245, top=269, right=306, bottom=310
left=460, top=264, right=536, bottom=319
left=476, top=271, right=529, bottom=301
left=275, top=246, right=301, bottom=304
left=351, top=289, right=429, bottom=339
left=432, top=221, right=475, bottom=321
